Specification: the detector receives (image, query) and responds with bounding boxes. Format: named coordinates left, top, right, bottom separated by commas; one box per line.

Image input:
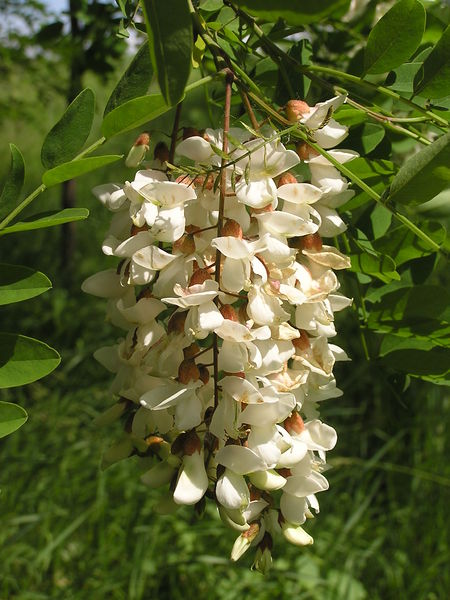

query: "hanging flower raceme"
left=83, top=94, right=354, bottom=572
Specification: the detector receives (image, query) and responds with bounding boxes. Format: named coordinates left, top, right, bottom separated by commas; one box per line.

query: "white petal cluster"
left=84, top=98, right=355, bottom=571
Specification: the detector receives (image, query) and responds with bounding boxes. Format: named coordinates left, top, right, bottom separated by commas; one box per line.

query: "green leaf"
left=360, top=123, right=385, bottom=154
left=367, top=285, right=450, bottom=343
left=0, top=208, right=89, bottom=236
left=388, top=131, right=450, bottom=206
left=414, top=25, right=450, bottom=99
left=364, top=0, right=425, bottom=74
left=104, top=43, right=153, bottom=116
left=0, top=264, right=51, bottom=305
left=0, top=333, right=61, bottom=389
left=42, top=156, right=122, bottom=187
left=0, top=144, right=25, bottom=221
left=233, top=0, right=351, bottom=25
left=380, top=347, right=450, bottom=379
left=349, top=249, right=400, bottom=283
left=101, top=95, right=170, bottom=138
left=346, top=158, right=395, bottom=180
left=41, top=88, right=95, bottom=169
left=0, top=402, right=28, bottom=439
left=373, top=221, right=446, bottom=265
left=385, top=48, right=432, bottom=93
left=142, top=0, right=192, bottom=106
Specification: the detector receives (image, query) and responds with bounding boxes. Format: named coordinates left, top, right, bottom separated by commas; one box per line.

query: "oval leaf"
left=0, top=144, right=25, bottom=221
left=373, top=221, right=446, bottom=265
left=0, top=401, right=28, bottom=439
left=41, top=88, right=95, bottom=169
left=42, top=155, right=122, bottom=187
left=0, top=208, right=89, bottom=236
left=388, top=131, right=450, bottom=206
left=104, top=43, right=153, bottom=116
left=102, top=95, right=170, bottom=139
left=0, top=264, right=51, bottom=305
left=233, top=0, right=351, bottom=25
left=142, top=0, right=192, bottom=106
left=414, top=25, right=450, bottom=99
left=364, top=0, right=425, bottom=74
left=0, top=333, right=61, bottom=388
left=360, top=123, right=386, bottom=154
left=349, top=250, right=399, bottom=283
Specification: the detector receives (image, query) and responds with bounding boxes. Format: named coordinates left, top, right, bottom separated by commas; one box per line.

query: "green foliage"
left=414, top=24, right=450, bottom=99
left=363, top=0, right=426, bottom=74
left=0, top=333, right=60, bottom=389
left=233, top=0, right=351, bottom=25
left=388, top=131, right=450, bottom=206
left=102, top=95, right=170, bottom=138
left=41, top=88, right=95, bottom=169
left=104, top=43, right=153, bottom=115
left=142, top=0, right=193, bottom=106
left=0, top=401, right=27, bottom=439
left=0, top=208, right=89, bottom=236
left=42, top=156, right=123, bottom=187
left=0, top=263, right=51, bottom=305
left=0, top=144, right=25, bottom=221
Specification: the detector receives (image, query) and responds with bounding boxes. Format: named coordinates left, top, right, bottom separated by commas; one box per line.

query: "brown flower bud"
left=221, top=219, right=243, bottom=239
left=194, top=174, right=215, bottom=190
left=243, top=522, right=260, bottom=540
left=292, top=329, right=310, bottom=352
left=135, top=132, right=150, bottom=147
left=130, top=223, right=149, bottom=236
left=183, top=127, right=200, bottom=140
left=173, top=233, right=196, bottom=255
left=168, top=311, right=187, bottom=334
left=153, top=141, right=169, bottom=163
left=277, top=172, right=298, bottom=187
left=175, top=174, right=193, bottom=186
left=220, top=304, right=239, bottom=321
left=184, top=343, right=200, bottom=359
left=189, top=268, right=212, bottom=286
left=183, top=431, right=202, bottom=455
left=277, top=468, right=292, bottom=478
left=186, top=224, right=201, bottom=235
left=284, top=412, right=305, bottom=435
left=251, top=203, right=274, bottom=215
left=125, top=132, right=150, bottom=167
left=145, top=435, right=164, bottom=448
left=295, top=142, right=320, bottom=161
left=301, top=233, right=323, bottom=251
left=178, top=359, right=200, bottom=384
left=286, top=99, right=310, bottom=122
left=198, top=365, right=210, bottom=385
left=224, top=371, right=245, bottom=378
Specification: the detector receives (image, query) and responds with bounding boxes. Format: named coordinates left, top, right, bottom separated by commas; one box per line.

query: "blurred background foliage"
left=0, top=0, right=449, bottom=598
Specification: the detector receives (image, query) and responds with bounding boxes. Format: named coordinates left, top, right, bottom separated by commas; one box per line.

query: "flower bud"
left=252, top=534, right=273, bottom=574
left=277, top=172, right=297, bottom=187
left=153, top=141, right=169, bottom=163
left=173, top=233, right=196, bottom=255
left=194, top=174, right=215, bottom=191
left=178, top=359, right=200, bottom=384
left=231, top=522, right=260, bottom=561
left=251, top=203, right=273, bottom=215
left=295, top=142, right=320, bottom=161
left=284, top=412, right=305, bottom=435
left=286, top=100, right=310, bottom=122
left=301, top=233, right=323, bottom=251
left=221, top=219, right=243, bottom=239
left=130, top=223, right=149, bottom=236
left=198, top=365, right=210, bottom=385
left=168, top=311, right=187, bottom=334
left=220, top=304, right=239, bottom=321
left=281, top=522, right=314, bottom=546
left=183, top=343, right=200, bottom=359
left=183, top=127, right=200, bottom=139
left=292, top=330, right=310, bottom=352
left=189, top=268, right=212, bottom=286
left=125, top=132, right=150, bottom=167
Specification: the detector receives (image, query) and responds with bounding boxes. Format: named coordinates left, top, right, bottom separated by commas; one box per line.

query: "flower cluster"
left=83, top=94, right=355, bottom=572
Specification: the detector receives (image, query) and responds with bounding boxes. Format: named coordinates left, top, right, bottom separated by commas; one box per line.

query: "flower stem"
left=169, top=102, right=183, bottom=165
left=213, top=70, right=233, bottom=410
